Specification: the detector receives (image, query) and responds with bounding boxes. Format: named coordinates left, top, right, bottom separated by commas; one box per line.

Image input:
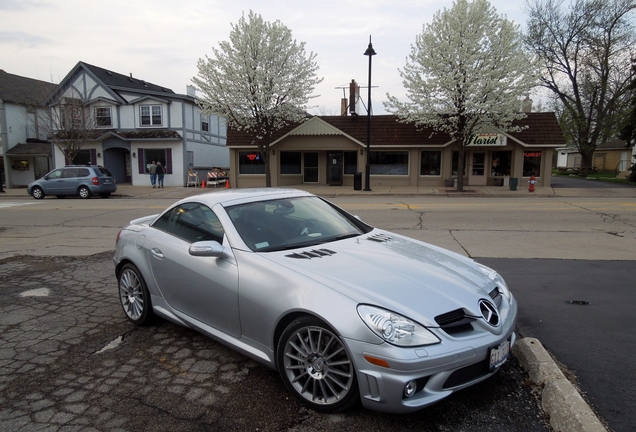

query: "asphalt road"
left=479, top=258, right=635, bottom=432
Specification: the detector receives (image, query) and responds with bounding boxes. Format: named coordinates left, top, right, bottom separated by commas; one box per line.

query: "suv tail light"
left=91, top=177, right=99, bottom=185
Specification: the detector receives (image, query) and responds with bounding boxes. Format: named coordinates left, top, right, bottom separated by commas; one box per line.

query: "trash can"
left=509, top=178, right=519, bottom=191
left=353, top=172, right=362, bottom=191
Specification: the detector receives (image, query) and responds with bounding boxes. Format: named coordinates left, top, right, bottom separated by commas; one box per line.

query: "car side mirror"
left=189, top=241, right=226, bottom=257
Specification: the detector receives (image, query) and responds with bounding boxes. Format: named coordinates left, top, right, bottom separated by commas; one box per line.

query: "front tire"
left=277, top=316, right=358, bottom=412
left=118, top=263, right=154, bottom=325
left=31, top=187, right=45, bottom=200
left=78, top=186, right=91, bottom=199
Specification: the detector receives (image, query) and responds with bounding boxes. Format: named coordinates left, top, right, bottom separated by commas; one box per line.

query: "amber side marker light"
left=364, top=355, right=390, bottom=368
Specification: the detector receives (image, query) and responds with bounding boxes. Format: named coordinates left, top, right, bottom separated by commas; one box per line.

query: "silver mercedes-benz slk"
left=113, top=188, right=517, bottom=414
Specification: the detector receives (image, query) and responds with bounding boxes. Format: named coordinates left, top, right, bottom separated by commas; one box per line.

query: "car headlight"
left=357, top=305, right=440, bottom=347
left=477, top=263, right=512, bottom=301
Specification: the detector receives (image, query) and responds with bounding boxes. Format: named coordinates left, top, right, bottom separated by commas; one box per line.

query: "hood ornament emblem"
left=479, top=300, right=500, bottom=327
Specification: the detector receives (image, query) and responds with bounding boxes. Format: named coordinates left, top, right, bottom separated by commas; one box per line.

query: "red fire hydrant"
left=528, top=175, right=537, bottom=192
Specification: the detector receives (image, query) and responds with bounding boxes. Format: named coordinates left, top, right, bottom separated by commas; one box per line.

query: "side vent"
left=367, top=233, right=392, bottom=243
left=286, top=249, right=337, bottom=259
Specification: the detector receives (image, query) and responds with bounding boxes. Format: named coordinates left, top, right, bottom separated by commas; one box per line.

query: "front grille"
left=442, top=361, right=491, bottom=389
left=285, top=249, right=337, bottom=259
left=434, top=309, right=476, bottom=335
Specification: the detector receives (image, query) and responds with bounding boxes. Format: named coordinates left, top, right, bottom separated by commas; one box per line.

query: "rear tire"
left=78, top=186, right=91, bottom=199
left=100, top=193, right=111, bottom=198
left=118, top=263, right=154, bottom=325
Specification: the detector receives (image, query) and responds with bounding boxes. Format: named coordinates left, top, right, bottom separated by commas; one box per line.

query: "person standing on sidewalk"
left=149, top=161, right=157, bottom=188
left=156, top=162, right=165, bottom=189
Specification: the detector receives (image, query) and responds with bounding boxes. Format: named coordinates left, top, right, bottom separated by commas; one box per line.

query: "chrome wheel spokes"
left=119, top=269, right=144, bottom=320
left=283, top=326, right=354, bottom=406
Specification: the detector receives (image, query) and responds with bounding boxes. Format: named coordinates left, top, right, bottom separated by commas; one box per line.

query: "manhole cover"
left=565, top=300, right=590, bottom=305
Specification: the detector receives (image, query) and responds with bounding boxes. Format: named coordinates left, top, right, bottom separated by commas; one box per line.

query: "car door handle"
left=151, top=248, right=164, bottom=259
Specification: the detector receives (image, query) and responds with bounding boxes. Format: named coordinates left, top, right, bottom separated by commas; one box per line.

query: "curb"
left=513, top=338, right=607, bottom=432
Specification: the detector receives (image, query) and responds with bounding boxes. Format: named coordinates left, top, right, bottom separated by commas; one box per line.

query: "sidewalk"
left=3, top=182, right=635, bottom=200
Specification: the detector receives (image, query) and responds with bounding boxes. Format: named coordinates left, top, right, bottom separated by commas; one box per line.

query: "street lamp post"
left=363, top=36, right=376, bottom=192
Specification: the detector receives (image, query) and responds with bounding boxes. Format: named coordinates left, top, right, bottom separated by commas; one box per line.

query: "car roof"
left=173, top=188, right=315, bottom=208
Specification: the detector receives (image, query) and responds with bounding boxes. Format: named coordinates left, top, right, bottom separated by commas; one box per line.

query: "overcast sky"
left=1, top=0, right=529, bottom=115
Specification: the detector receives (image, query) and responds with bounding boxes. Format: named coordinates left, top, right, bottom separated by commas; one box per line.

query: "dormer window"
left=141, top=104, right=162, bottom=126
left=95, top=107, right=112, bottom=127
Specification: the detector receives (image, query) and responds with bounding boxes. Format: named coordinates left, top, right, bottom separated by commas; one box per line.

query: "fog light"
left=404, top=380, right=417, bottom=398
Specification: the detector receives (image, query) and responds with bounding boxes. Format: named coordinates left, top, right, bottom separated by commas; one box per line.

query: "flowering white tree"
left=385, top=0, right=537, bottom=191
left=193, top=10, right=322, bottom=186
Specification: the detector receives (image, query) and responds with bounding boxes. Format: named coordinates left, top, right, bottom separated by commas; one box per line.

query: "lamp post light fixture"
left=363, top=36, right=376, bottom=192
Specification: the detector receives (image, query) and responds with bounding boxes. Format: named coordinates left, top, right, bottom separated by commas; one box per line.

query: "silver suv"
left=27, top=165, right=117, bottom=199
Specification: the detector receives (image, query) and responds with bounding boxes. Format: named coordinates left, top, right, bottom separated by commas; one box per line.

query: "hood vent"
left=286, top=249, right=337, bottom=259
left=367, top=233, right=392, bottom=243
left=434, top=309, right=476, bottom=335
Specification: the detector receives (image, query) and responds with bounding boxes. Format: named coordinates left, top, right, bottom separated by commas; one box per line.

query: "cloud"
left=0, top=31, right=54, bottom=48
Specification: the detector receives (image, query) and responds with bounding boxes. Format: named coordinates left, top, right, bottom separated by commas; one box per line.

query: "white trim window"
left=140, top=105, right=162, bottom=126
left=95, top=107, right=112, bottom=127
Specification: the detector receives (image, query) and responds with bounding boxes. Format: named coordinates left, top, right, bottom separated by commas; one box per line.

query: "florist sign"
left=467, top=133, right=507, bottom=146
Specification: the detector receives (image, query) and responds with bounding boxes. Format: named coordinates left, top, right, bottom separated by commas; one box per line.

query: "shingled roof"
left=0, top=70, right=57, bottom=106
left=80, top=62, right=176, bottom=95
left=228, top=112, right=566, bottom=147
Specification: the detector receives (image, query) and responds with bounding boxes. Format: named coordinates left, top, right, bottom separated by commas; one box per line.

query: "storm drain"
left=565, top=300, right=590, bottom=305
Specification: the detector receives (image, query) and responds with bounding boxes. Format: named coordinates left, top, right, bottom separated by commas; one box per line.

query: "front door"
left=328, top=152, right=343, bottom=186
left=468, top=152, right=487, bottom=186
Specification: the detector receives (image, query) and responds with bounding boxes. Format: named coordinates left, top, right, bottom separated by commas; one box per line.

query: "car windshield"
left=226, top=196, right=372, bottom=252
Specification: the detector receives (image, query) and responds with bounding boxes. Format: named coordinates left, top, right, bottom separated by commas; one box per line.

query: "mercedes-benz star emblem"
left=479, top=300, right=500, bottom=327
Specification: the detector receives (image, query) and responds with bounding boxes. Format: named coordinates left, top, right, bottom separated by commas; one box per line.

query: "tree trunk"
left=456, top=143, right=466, bottom=192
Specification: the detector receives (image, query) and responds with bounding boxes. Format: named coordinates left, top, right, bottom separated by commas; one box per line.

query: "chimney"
left=187, top=85, right=196, bottom=97
left=349, top=79, right=359, bottom=115
left=522, top=96, right=533, bottom=113
left=341, top=98, right=348, bottom=116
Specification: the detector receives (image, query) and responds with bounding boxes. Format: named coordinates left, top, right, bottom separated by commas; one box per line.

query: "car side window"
left=47, top=170, right=63, bottom=180
left=62, top=168, right=78, bottom=178
left=153, top=203, right=225, bottom=244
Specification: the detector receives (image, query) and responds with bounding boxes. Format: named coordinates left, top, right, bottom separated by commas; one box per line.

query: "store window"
left=141, top=148, right=172, bottom=174
left=344, top=151, right=358, bottom=174
left=281, top=151, right=301, bottom=174
left=523, top=151, right=542, bottom=176
left=491, top=151, right=512, bottom=177
left=239, top=151, right=265, bottom=174
left=369, top=151, right=408, bottom=175
left=420, top=151, right=441, bottom=176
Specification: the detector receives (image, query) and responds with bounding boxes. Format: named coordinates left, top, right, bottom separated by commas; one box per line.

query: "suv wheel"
left=78, top=186, right=91, bottom=199
left=31, top=187, right=45, bottom=200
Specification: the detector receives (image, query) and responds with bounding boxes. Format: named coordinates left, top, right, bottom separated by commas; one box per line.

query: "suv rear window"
left=96, top=167, right=113, bottom=176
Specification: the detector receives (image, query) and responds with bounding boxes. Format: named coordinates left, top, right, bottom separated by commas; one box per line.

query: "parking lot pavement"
left=0, top=253, right=550, bottom=432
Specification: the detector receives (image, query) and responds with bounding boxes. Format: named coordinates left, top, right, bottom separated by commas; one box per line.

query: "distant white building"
left=44, top=61, right=228, bottom=187
left=0, top=69, right=57, bottom=188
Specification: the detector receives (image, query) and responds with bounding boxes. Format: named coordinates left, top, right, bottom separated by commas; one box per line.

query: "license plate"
left=489, top=340, right=510, bottom=370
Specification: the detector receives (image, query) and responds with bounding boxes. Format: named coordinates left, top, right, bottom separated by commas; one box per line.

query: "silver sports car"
left=114, top=188, right=517, bottom=414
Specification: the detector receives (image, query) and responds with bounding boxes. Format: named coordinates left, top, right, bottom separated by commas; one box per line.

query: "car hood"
left=261, top=230, right=499, bottom=325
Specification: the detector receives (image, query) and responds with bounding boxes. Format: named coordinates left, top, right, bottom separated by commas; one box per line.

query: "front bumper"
left=345, top=310, right=517, bottom=413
